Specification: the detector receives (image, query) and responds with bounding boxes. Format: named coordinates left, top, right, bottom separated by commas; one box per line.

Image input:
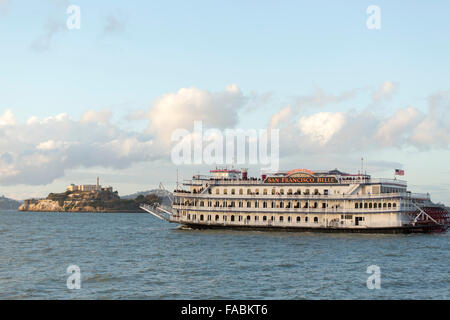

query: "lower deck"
left=179, top=222, right=446, bottom=234
left=173, top=210, right=415, bottom=229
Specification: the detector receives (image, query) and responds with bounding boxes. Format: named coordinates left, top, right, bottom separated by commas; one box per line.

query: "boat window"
left=296, top=216, right=301, bottom=222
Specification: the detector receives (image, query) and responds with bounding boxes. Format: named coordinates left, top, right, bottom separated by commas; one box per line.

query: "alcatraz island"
left=18, top=178, right=162, bottom=213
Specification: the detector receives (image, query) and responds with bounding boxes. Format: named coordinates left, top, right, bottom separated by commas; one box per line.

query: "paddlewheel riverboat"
left=141, top=168, right=449, bottom=233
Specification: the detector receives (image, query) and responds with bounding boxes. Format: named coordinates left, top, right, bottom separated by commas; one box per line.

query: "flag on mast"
left=395, top=169, right=404, bottom=176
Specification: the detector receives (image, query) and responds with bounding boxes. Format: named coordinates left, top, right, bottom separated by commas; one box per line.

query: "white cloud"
left=372, top=81, right=398, bottom=104
left=148, top=85, right=247, bottom=145
left=80, top=109, right=112, bottom=124
left=410, top=91, right=450, bottom=148
left=0, top=109, right=16, bottom=126
left=0, top=109, right=158, bottom=186
left=293, top=86, right=363, bottom=110
left=375, top=107, right=421, bottom=146
left=1, top=86, right=449, bottom=187
left=0, top=85, right=247, bottom=186
left=36, top=140, right=70, bottom=151
left=298, top=112, right=346, bottom=144
left=271, top=91, right=450, bottom=156
left=269, top=106, right=291, bottom=129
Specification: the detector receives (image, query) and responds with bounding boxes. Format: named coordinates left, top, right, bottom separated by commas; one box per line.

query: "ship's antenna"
left=176, top=169, right=179, bottom=190
left=361, top=157, right=364, bottom=175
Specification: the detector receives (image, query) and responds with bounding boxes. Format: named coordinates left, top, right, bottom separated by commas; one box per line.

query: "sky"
left=0, top=0, right=450, bottom=203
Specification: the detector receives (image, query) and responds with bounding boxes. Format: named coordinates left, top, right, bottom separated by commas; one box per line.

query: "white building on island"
left=67, top=177, right=113, bottom=192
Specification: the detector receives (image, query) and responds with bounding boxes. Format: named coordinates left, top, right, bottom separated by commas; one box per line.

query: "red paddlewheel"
left=413, top=207, right=450, bottom=232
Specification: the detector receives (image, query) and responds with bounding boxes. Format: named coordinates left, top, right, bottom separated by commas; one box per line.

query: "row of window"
left=214, top=188, right=328, bottom=196
left=354, top=202, right=397, bottom=209
left=186, top=213, right=321, bottom=223
left=180, top=199, right=398, bottom=210
left=185, top=200, right=329, bottom=208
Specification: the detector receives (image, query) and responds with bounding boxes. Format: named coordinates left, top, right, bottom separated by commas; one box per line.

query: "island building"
left=67, top=177, right=113, bottom=192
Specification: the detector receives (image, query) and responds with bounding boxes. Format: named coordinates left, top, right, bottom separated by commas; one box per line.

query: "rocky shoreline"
left=18, top=199, right=142, bottom=213
left=18, top=189, right=163, bottom=213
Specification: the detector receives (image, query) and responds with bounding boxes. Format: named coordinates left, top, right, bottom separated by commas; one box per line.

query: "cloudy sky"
left=1, top=0, right=450, bottom=203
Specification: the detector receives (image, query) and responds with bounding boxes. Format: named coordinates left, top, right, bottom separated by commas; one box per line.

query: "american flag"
left=395, top=169, right=404, bottom=176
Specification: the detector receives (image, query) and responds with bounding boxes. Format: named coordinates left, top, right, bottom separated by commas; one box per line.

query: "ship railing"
left=173, top=192, right=430, bottom=200
left=172, top=204, right=408, bottom=213
left=368, top=178, right=407, bottom=186
left=182, top=179, right=205, bottom=186
left=140, top=203, right=172, bottom=221
left=184, top=177, right=408, bottom=186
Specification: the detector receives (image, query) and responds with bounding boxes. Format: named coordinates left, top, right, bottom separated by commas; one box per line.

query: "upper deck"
left=175, top=167, right=420, bottom=203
